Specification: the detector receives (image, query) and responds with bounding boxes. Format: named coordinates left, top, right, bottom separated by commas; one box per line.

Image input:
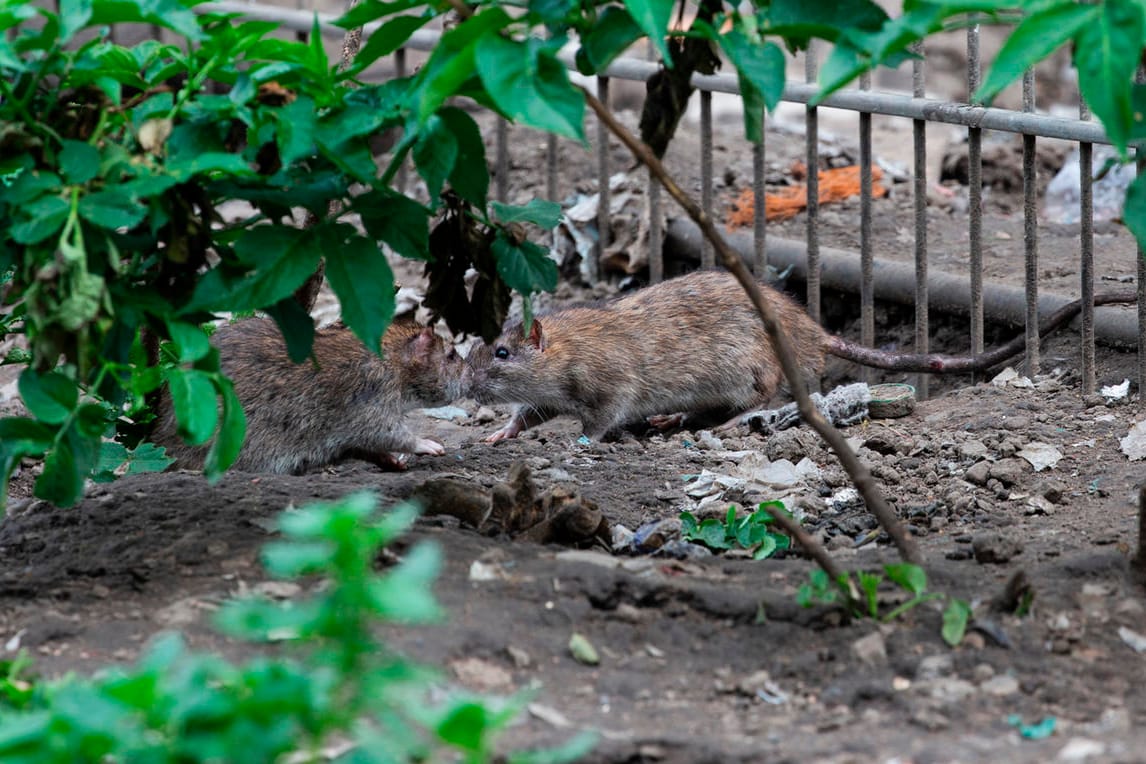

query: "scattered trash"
left=1044, top=144, right=1136, bottom=225
left=569, top=632, right=600, bottom=666
left=576, top=435, right=592, bottom=446
left=1017, top=442, right=1062, bottom=472
left=421, top=405, right=469, bottom=421
left=1118, top=626, right=1146, bottom=653
left=727, top=163, right=888, bottom=225
left=1119, top=421, right=1146, bottom=461
left=829, top=487, right=864, bottom=512
left=1100, top=379, right=1130, bottom=403
left=991, top=368, right=1033, bottom=388
left=745, top=382, right=872, bottom=435
left=1007, top=714, right=1056, bottom=740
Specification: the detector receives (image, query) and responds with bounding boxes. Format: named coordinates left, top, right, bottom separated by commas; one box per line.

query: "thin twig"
left=581, top=88, right=923, bottom=565
left=757, top=504, right=859, bottom=605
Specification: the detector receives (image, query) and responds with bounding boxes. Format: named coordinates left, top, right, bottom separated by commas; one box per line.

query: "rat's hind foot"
left=646, top=413, right=687, bottom=432
left=413, top=437, right=445, bottom=455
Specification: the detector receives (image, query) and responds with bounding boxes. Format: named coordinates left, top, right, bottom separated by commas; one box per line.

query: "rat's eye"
left=494, top=346, right=510, bottom=360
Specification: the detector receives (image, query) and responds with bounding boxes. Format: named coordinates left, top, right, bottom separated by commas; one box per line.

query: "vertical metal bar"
left=1138, top=144, right=1146, bottom=401
left=295, top=0, right=307, bottom=42
left=859, top=71, right=874, bottom=384
left=804, top=41, right=821, bottom=323
left=648, top=168, right=664, bottom=283
left=546, top=133, right=558, bottom=204
left=594, top=76, right=610, bottom=284
left=700, top=89, right=715, bottom=269
left=496, top=118, right=509, bottom=203
left=1079, top=98, right=1095, bottom=395
left=967, top=20, right=984, bottom=379
left=753, top=123, right=767, bottom=277
left=1022, top=69, right=1040, bottom=376
left=395, top=48, right=408, bottom=194
left=912, top=42, right=929, bottom=399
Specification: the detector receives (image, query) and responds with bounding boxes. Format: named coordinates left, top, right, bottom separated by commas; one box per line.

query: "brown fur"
left=153, top=318, right=464, bottom=474
left=466, top=270, right=829, bottom=440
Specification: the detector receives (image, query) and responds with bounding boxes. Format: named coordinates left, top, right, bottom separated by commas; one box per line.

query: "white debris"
left=991, top=367, right=1033, bottom=388
left=1100, top=378, right=1131, bottom=402
left=421, top=405, right=469, bottom=421
left=1119, top=420, right=1146, bottom=461
left=1118, top=626, right=1146, bottom=653
left=1017, top=442, right=1062, bottom=472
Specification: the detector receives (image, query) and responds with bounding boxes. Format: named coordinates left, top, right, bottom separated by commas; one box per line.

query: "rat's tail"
left=827, top=291, right=1137, bottom=373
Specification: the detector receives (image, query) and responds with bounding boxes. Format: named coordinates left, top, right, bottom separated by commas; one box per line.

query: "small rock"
left=910, top=708, right=950, bottom=731
left=1038, top=479, right=1068, bottom=504
left=916, top=654, right=954, bottom=681
left=252, top=581, right=302, bottom=600
left=1118, top=626, right=1146, bottom=653
left=474, top=406, right=498, bottom=424
left=972, top=532, right=1023, bottom=564
left=964, top=461, right=991, bottom=486
left=450, top=657, right=514, bottom=691
left=1017, top=441, right=1063, bottom=472
left=569, top=632, right=600, bottom=665
left=959, top=440, right=989, bottom=461
left=506, top=645, right=532, bottom=669
left=971, top=663, right=995, bottom=682
left=923, top=677, right=976, bottom=704
left=1057, top=738, right=1107, bottom=762
left=980, top=674, right=1020, bottom=697
left=988, top=458, right=1027, bottom=485
left=851, top=631, right=887, bottom=667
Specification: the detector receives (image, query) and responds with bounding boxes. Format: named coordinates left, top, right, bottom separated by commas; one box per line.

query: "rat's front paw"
left=414, top=437, right=445, bottom=456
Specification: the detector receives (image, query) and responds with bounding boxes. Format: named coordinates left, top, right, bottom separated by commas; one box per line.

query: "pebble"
left=964, top=461, right=990, bottom=486
left=971, top=663, right=995, bottom=682
left=916, top=654, right=954, bottom=681
left=959, top=440, right=989, bottom=461
left=972, top=532, right=1024, bottom=564
left=988, top=458, right=1027, bottom=486
left=851, top=631, right=888, bottom=667
left=980, top=674, right=1020, bottom=697
left=474, top=406, right=498, bottom=424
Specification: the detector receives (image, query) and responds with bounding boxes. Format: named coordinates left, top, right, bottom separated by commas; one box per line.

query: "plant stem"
left=580, top=87, right=923, bottom=566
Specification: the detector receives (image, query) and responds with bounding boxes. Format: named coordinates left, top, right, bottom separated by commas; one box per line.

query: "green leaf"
left=322, top=230, right=396, bottom=354
left=265, top=297, right=316, bottom=364
left=576, top=6, right=643, bottom=74
left=168, top=368, right=218, bottom=446
left=165, top=320, right=211, bottom=363
left=354, top=13, right=432, bottom=71
left=492, top=232, right=558, bottom=295
left=204, top=376, right=246, bottom=479
left=11, top=195, right=69, bottom=245
left=751, top=535, right=778, bottom=560
left=414, top=8, right=513, bottom=122
left=95, top=441, right=174, bottom=481
left=187, top=226, right=322, bottom=313
left=18, top=369, right=77, bottom=425
left=36, top=420, right=100, bottom=507
left=858, top=570, right=882, bottom=618
left=759, top=0, right=889, bottom=47
left=276, top=95, right=318, bottom=165
left=492, top=199, right=562, bottom=229
left=1073, top=0, right=1143, bottom=152
left=507, top=731, right=599, bottom=764
left=333, top=0, right=422, bottom=28
left=719, top=34, right=785, bottom=142
left=369, top=543, right=444, bottom=622
left=58, top=0, right=93, bottom=42
left=679, top=511, right=698, bottom=537
left=975, top=3, right=1099, bottom=104
left=1123, top=173, right=1146, bottom=247
left=0, top=417, right=55, bottom=455
left=413, top=113, right=459, bottom=202
left=78, top=187, right=148, bottom=230
left=622, top=0, right=672, bottom=64
left=475, top=36, right=586, bottom=141
left=941, top=598, right=971, bottom=647
left=436, top=702, right=490, bottom=752
left=438, top=107, right=489, bottom=209
left=89, top=0, right=203, bottom=40
left=261, top=540, right=335, bottom=577
left=695, top=519, right=731, bottom=549
left=356, top=189, right=431, bottom=260
left=58, top=139, right=101, bottom=184
left=883, top=563, right=927, bottom=596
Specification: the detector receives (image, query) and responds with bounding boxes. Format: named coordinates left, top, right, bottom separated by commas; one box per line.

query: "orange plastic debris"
left=726, top=163, right=888, bottom=228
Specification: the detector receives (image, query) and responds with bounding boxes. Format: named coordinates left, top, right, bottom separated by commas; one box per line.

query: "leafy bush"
left=0, top=492, right=595, bottom=762
left=679, top=502, right=791, bottom=560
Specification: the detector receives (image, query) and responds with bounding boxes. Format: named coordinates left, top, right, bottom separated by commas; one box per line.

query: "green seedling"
left=680, top=502, right=792, bottom=560
left=797, top=563, right=970, bottom=647
left=0, top=493, right=595, bottom=763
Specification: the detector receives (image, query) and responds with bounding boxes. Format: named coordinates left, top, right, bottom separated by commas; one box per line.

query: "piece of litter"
left=1119, top=420, right=1146, bottom=460
left=576, top=435, right=592, bottom=446
left=1017, top=442, right=1062, bottom=472
left=1100, top=379, right=1130, bottom=402
left=569, top=632, right=600, bottom=665
left=528, top=703, right=572, bottom=728
left=421, top=405, right=469, bottom=421
left=1008, top=714, right=1056, bottom=740
left=1118, top=626, right=1146, bottom=653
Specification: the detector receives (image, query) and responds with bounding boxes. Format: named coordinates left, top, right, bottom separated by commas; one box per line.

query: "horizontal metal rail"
left=201, top=1, right=1109, bottom=145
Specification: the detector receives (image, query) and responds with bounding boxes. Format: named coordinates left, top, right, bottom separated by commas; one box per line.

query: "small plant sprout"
left=679, top=501, right=792, bottom=560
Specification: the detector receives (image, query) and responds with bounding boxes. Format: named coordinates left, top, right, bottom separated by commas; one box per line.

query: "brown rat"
left=154, top=318, right=465, bottom=473
left=466, top=269, right=1135, bottom=441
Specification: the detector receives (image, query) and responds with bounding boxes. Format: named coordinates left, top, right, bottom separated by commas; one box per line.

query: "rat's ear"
left=527, top=319, right=546, bottom=351
left=409, top=327, right=437, bottom=358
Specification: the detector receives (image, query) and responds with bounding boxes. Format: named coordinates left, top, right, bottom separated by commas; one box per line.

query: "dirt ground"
left=5, top=77, right=1146, bottom=762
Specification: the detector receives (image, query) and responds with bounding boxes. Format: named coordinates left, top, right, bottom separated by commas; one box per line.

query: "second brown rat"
left=466, top=269, right=1135, bottom=441
left=154, top=318, right=465, bottom=473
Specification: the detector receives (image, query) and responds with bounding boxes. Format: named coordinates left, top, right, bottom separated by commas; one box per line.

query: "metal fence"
left=198, top=1, right=1142, bottom=398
